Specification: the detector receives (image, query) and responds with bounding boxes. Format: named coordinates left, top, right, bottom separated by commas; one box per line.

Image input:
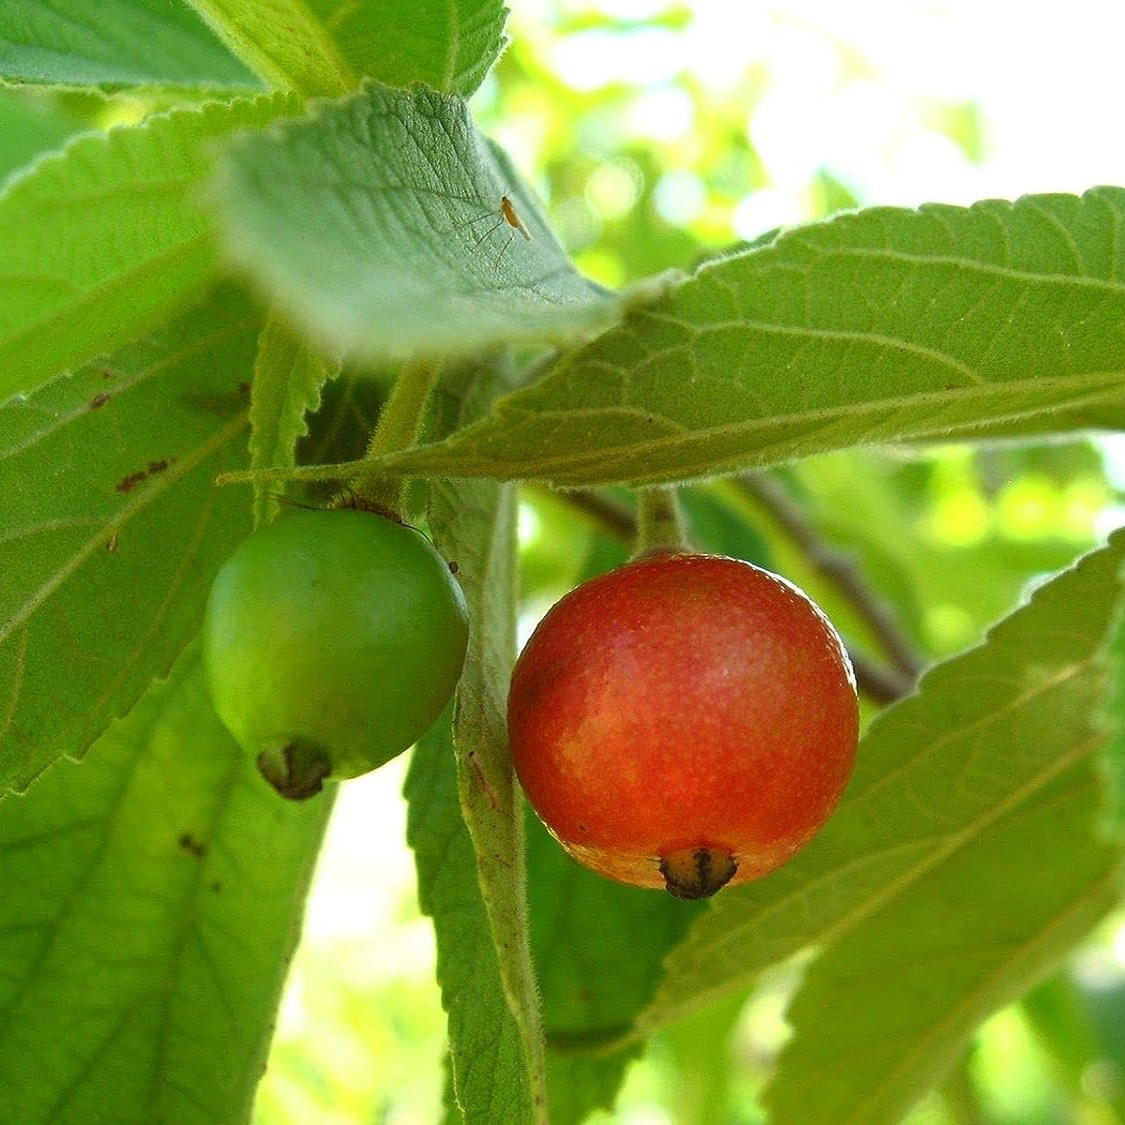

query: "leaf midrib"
left=831, top=851, right=1120, bottom=1125
left=717, top=244, right=1125, bottom=294
left=400, top=370, right=1125, bottom=470
left=0, top=408, right=246, bottom=650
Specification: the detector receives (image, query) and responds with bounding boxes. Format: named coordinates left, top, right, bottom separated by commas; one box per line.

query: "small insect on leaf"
left=499, top=195, right=532, bottom=241
left=457, top=193, right=533, bottom=265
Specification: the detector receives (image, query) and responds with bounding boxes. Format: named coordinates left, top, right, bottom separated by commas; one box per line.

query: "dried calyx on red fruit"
left=507, top=551, right=859, bottom=898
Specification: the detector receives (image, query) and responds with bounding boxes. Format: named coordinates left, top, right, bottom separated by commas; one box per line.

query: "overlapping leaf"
left=0, top=91, right=296, bottom=404
left=373, top=188, right=1125, bottom=486
left=347, top=0, right=508, bottom=97
left=767, top=769, right=1120, bottom=1123
left=187, top=0, right=507, bottom=97
left=185, top=0, right=353, bottom=96
left=526, top=809, right=701, bottom=1123
left=247, top=311, right=339, bottom=527
left=0, top=286, right=259, bottom=794
left=0, top=91, right=83, bottom=182
left=406, top=713, right=535, bottom=1124
left=629, top=529, right=1125, bottom=1120
left=0, top=0, right=257, bottom=89
left=214, top=82, right=619, bottom=362
left=423, top=358, right=548, bottom=1121
left=0, top=647, right=331, bottom=1123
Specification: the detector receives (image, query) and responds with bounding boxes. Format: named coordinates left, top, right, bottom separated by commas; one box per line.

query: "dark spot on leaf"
left=448, top=560, right=460, bottom=575
left=210, top=880, right=222, bottom=893
left=178, top=832, right=208, bottom=859
left=89, top=392, right=110, bottom=410
left=116, top=456, right=176, bottom=493
left=116, top=470, right=147, bottom=493
left=182, top=388, right=250, bottom=414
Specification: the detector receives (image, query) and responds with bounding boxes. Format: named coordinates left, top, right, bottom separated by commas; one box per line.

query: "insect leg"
left=494, top=230, right=516, bottom=265
left=470, top=215, right=506, bottom=249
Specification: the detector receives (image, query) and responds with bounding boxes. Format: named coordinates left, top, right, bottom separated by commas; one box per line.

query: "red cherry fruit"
left=508, top=552, right=859, bottom=898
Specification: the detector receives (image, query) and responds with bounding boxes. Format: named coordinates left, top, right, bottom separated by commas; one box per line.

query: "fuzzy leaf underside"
left=373, top=187, right=1125, bottom=486
left=248, top=311, right=339, bottom=527
left=406, top=714, right=534, bottom=1124
left=188, top=0, right=507, bottom=97
left=407, top=358, right=547, bottom=1121
left=214, top=82, right=619, bottom=362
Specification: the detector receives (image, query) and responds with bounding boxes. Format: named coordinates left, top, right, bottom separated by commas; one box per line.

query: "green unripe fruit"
left=203, top=508, right=469, bottom=799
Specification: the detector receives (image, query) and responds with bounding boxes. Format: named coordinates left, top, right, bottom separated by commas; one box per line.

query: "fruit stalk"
left=352, top=356, right=443, bottom=514
left=635, top=486, right=689, bottom=556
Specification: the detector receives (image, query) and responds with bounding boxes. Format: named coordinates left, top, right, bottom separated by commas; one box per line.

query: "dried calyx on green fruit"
left=508, top=551, right=859, bottom=898
left=203, top=507, right=469, bottom=799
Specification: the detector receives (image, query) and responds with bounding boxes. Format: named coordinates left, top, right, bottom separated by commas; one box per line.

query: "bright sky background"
left=513, top=0, right=1125, bottom=234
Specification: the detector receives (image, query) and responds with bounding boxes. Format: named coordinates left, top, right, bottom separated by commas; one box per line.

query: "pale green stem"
left=351, top=357, right=442, bottom=516
left=634, top=486, right=689, bottom=557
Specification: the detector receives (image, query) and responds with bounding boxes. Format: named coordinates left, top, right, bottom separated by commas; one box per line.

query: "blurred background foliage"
left=188, top=0, right=1123, bottom=1120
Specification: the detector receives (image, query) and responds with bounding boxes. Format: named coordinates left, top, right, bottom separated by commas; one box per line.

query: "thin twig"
left=540, top=487, right=636, bottom=541
left=734, top=473, right=924, bottom=682
left=849, top=650, right=915, bottom=705
left=552, top=482, right=919, bottom=705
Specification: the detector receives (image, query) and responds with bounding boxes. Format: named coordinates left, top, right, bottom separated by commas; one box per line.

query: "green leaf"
left=0, top=90, right=84, bottom=182
left=0, top=645, right=331, bottom=1123
left=214, top=82, right=619, bottom=363
left=0, top=286, right=259, bottom=795
left=635, top=529, right=1125, bottom=1116
left=0, top=0, right=259, bottom=89
left=656, top=990, right=751, bottom=1125
left=373, top=188, right=1125, bottom=487
left=545, top=1053, right=643, bottom=1125
left=1101, top=576, right=1125, bottom=839
left=527, top=808, right=701, bottom=1122
left=424, top=358, right=548, bottom=1120
left=0, top=91, right=297, bottom=404
left=768, top=781, right=1119, bottom=1121
left=341, top=0, right=509, bottom=97
left=530, top=809, right=698, bottom=1055
left=187, top=0, right=507, bottom=97
left=185, top=0, right=353, bottom=96
left=406, top=713, right=535, bottom=1124
left=1022, top=972, right=1107, bottom=1104
left=248, top=311, right=339, bottom=527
